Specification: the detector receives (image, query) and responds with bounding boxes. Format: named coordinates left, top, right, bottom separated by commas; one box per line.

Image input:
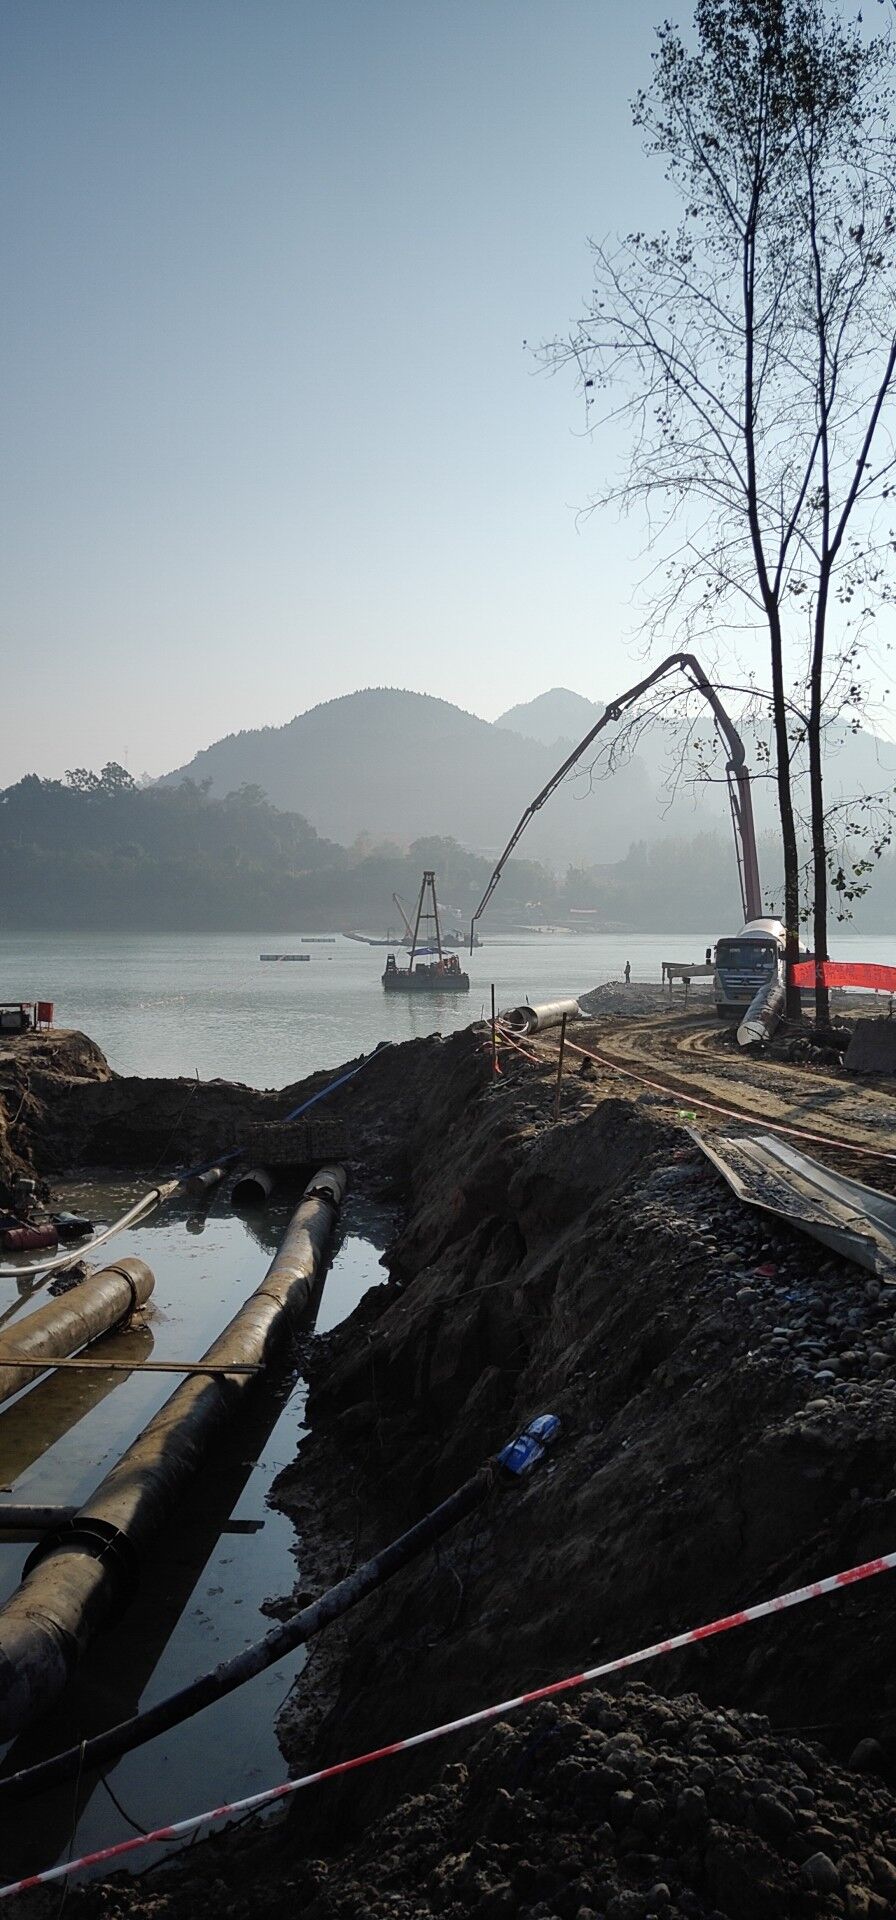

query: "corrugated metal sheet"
left=688, top=1129, right=896, bottom=1283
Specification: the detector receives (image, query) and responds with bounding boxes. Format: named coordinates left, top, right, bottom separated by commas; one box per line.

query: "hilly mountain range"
left=161, top=685, right=896, bottom=872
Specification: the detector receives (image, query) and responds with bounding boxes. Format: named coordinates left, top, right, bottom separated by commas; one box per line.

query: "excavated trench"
left=6, top=1025, right=896, bottom=1918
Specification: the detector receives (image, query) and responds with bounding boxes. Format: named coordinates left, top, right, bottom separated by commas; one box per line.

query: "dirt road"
left=530, top=1003, right=896, bottom=1174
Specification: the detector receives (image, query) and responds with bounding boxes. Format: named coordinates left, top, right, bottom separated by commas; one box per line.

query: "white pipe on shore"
left=500, top=1000, right=581, bottom=1036
left=737, top=977, right=786, bottom=1049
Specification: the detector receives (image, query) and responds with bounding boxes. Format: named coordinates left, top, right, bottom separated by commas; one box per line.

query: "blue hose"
left=179, top=1044, right=392, bottom=1181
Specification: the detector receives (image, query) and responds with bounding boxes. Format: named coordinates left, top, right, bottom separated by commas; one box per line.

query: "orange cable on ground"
left=497, top=1022, right=896, bottom=1166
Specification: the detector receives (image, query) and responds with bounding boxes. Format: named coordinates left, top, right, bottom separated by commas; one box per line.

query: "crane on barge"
left=384, top=872, right=470, bottom=993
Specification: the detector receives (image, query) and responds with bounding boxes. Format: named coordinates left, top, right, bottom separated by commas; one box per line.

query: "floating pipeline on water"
left=3, top=1541, right=895, bottom=1900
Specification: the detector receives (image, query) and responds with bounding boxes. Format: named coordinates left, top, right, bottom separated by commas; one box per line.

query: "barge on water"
left=381, top=870, right=471, bottom=994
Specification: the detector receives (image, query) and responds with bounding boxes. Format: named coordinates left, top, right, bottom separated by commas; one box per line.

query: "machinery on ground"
left=714, top=917, right=787, bottom=1019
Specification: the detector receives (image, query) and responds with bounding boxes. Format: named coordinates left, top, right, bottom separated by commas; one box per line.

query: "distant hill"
left=161, top=682, right=896, bottom=874
left=160, top=687, right=656, bottom=868
left=495, top=687, right=603, bottom=747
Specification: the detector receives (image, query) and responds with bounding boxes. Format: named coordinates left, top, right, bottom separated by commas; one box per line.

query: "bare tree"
left=548, top=0, right=896, bottom=1020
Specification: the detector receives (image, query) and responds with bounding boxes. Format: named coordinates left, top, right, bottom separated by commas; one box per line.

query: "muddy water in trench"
left=0, top=1178, right=395, bottom=1880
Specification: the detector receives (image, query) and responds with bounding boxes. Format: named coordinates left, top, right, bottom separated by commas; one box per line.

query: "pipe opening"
left=230, top=1166, right=274, bottom=1209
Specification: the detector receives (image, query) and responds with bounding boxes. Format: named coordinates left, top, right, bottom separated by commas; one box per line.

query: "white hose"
left=0, top=1180, right=181, bottom=1284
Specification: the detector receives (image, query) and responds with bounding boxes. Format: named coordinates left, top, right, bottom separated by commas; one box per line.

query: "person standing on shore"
left=624, top=961, right=631, bottom=984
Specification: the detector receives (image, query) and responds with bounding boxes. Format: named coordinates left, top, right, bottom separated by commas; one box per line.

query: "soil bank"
left=4, top=1009, right=896, bottom=1918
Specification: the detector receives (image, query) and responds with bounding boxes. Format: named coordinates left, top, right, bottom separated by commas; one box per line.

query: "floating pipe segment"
left=0, top=1166, right=346, bottom=1742
left=500, top=999, right=581, bottom=1036
left=0, top=1259, right=154, bottom=1408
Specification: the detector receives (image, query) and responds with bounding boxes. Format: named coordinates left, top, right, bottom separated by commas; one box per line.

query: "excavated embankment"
left=10, top=1022, right=896, bottom=1918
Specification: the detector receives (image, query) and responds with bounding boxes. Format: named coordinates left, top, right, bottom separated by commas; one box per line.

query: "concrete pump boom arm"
left=469, top=653, right=763, bottom=948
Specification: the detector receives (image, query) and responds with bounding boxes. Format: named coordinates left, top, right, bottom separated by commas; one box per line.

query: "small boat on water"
left=259, top=953, right=310, bottom=962
left=381, top=872, right=471, bottom=994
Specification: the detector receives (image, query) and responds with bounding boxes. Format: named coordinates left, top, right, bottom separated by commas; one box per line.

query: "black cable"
left=98, top=1770, right=149, bottom=1836
left=0, top=1457, right=500, bottom=1800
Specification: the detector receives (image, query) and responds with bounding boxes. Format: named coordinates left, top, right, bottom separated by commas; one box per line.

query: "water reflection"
left=0, top=1324, right=155, bottom=1491
left=0, top=1181, right=397, bottom=1878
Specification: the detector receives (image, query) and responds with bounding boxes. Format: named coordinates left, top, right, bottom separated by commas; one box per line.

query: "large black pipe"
left=0, top=1325, right=154, bottom=1488
left=0, top=1460, right=496, bottom=1795
left=0, top=1166, right=346, bottom=1742
left=0, top=1258, right=154, bottom=1407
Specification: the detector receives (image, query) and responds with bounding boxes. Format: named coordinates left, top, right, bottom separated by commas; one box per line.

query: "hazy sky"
left=1, top=2, right=726, bottom=780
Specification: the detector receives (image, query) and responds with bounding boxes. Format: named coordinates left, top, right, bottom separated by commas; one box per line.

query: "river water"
left=5, top=929, right=896, bottom=1088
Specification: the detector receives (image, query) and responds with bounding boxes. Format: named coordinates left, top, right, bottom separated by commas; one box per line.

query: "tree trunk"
left=767, top=601, right=802, bottom=1019
left=808, top=693, right=830, bottom=1029
left=808, top=576, right=831, bottom=1028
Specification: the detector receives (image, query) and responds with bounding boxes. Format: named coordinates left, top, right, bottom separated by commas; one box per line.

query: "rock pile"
left=287, top=1687, right=896, bottom=1920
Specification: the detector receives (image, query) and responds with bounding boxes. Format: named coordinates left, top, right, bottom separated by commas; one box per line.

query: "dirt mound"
left=282, top=1686, right=896, bottom=1920
left=64, top=1688, right=896, bottom=1920
left=578, top=983, right=686, bottom=1018
left=266, top=1045, right=896, bottom=1863
left=0, top=1029, right=113, bottom=1191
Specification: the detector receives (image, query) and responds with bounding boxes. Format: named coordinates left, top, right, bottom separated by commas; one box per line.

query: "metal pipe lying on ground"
left=0, top=1507, right=263, bottom=1536
left=0, top=1259, right=154, bottom=1408
left=500, top=999, right=581, bottom=1036
left=0, top=1167, right=346, bottom=1742
left=0, top=1508, right=78, bottom=1533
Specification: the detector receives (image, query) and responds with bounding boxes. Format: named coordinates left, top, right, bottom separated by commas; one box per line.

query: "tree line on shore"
left=2, top=764, right=895, bottom=935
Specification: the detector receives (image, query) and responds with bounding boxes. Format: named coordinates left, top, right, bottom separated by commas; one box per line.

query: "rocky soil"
left=8, top=1014, right=896, bottom=1918
left=0, top=1028, right=112, bottom=1191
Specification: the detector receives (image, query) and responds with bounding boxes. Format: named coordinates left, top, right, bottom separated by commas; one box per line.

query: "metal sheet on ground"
left=688, top=1128, right=896, bottom=1282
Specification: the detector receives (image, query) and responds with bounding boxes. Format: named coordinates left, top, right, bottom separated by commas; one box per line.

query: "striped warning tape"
left=3, top=1545, right=894, bottom=1900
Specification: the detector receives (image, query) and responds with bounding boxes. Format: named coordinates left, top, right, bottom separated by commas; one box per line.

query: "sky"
left=3, top=0, right=886, bottom=788
left=0, top=0, right=683, bottom=782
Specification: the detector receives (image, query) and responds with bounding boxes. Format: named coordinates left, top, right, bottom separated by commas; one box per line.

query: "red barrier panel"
left=790, top=960, right=896, bottom=993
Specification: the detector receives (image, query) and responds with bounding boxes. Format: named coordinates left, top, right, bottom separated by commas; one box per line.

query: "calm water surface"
left=0, top=1181, right=396, bottom=1877
left=5, top=928, right=895, bottom=1087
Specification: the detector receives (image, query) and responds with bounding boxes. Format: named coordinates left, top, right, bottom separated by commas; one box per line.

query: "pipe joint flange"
left=305, top=1183, right=340, bottom=1208
left=22, top=1516, right=140, bottom=1603
left=102, top=1263, right=142, bottom=1335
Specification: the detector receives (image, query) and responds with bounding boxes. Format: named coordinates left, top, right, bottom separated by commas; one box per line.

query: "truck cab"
left=713, top=918, right=786, bottom=1018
